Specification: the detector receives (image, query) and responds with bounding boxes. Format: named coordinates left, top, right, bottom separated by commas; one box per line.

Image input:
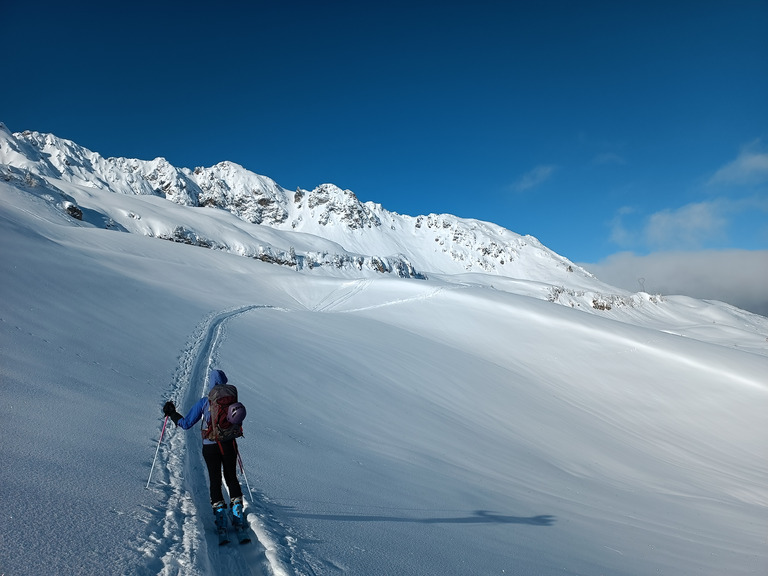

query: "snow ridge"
left=0, top=123, right=593, bottom=284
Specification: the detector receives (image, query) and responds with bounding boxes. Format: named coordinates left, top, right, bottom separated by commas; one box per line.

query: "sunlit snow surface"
left=1, top=138, right=766, bottom=575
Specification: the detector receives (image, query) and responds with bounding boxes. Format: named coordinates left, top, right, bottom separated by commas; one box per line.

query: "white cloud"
left=709, top=140, right=768, bottom=186
left=513, top=164, right=557, bottom=191
left=581, top=250, right=768, bottom=317
left=608, top=196, right=768, bottom=251
left=644, top=201, right=728, bottom=248
left=609, top=206, right=636, bottom=246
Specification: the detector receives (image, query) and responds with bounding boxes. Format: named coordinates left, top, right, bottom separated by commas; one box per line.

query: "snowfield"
left=1, top=126, right=767, bottom=575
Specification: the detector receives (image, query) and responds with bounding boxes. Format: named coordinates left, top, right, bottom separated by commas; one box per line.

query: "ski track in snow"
left=149, top=289, right=440, bottom=576
left=149, top=288, right=443, bottom=576
left=311, top=279, right=373, bottom=312
left=153, top=305, right=295, bottom=576
left=311, top=279, right=458, bottom=314
left=338, top=285, right=454, bottom=313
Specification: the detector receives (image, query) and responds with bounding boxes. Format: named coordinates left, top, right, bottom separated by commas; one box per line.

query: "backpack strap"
left=216, top=439, right=238, bottom=455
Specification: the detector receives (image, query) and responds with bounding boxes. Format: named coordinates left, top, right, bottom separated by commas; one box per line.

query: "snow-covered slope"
left=1, top=124, right=766, bottom=576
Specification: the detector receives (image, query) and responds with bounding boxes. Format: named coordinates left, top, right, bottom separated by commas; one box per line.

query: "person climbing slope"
left=163, top=368, right=249, bottom=544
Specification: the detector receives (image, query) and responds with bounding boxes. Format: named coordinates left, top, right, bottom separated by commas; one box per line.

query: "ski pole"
left=146, top=415, right=169, bottom=489
left=237, top=451, right=254, bottom=502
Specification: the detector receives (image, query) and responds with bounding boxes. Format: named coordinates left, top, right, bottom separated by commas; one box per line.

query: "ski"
left=214, top=502, right=230, bottom=545
left=230, top=497, right=250, bottom=544
left=232, top=519, right=251, bottom=544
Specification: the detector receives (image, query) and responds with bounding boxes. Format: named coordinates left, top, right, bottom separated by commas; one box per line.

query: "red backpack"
left=203, top=383, right=245, bottom=442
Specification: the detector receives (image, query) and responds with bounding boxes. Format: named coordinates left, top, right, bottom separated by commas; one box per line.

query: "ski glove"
left=163, top=401, right=183, bottom=425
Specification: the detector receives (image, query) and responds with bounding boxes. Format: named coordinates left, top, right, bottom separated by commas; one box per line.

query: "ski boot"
left=213, top=500, right=229, bottom=545
left=231, top=496, right=244, bottom=527
left=231, top=496, right=251, bottom=544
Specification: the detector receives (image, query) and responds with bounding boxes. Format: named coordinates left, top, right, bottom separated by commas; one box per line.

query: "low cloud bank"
left=581, top=250, right=768, bottom=317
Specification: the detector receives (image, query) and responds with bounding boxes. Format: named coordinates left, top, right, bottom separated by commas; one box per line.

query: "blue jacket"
left=176, top=369, right=228, bottom=445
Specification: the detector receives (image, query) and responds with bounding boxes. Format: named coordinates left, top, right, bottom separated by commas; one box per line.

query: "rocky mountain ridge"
left=1, top=123, right=606, bottom=293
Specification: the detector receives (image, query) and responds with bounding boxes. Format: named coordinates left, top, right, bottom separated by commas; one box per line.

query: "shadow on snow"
left=284, top=508, right=556, bottom=526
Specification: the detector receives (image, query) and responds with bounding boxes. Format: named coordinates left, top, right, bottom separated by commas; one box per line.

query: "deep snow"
left=1, top=147, right=767, bottom=575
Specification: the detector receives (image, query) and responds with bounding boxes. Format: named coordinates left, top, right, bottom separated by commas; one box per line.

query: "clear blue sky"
left=3, top=0, right=767, bottom=268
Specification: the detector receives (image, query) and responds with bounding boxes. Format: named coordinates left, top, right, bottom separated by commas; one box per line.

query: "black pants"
left=202, top=441, right=243, bottom=506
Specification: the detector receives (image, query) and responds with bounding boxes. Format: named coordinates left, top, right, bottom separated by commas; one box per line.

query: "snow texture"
left=1, top=123, right=766, bottom=575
